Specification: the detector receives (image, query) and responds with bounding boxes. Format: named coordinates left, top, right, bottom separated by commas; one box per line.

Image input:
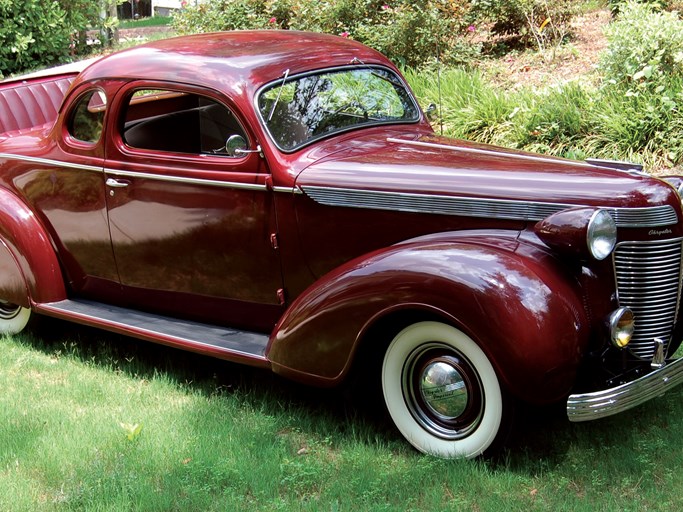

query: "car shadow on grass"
left=23, top=315, right=404, bottom=450
left=23, top=315, right=683, bottom=466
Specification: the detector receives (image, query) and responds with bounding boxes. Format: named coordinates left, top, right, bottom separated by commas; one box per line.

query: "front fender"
left=0, top=188, right=66, bottom=305
left=269, top=232, right=589, bottom=404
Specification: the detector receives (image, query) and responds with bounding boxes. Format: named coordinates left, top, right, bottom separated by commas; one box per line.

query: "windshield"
left=257, top=67, right=420, bottom=151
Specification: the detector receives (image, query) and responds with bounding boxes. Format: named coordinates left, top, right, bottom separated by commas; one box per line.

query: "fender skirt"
left=0, top=189, right=65, bottom=306
left=268, top=233, right=589, bottom=405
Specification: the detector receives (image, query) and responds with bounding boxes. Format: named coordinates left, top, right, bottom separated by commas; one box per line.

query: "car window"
left=257, top=67, right=420, bottom=151
left=68, top=89, right=106, bottom=143
left=122, top=89, right=247, bottom=156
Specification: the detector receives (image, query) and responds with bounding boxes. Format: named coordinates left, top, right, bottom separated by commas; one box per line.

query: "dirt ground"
left=479, top=8, right=611, bottom=89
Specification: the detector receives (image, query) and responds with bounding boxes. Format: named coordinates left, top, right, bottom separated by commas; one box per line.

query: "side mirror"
left=225, top=134, right=248, bottom=157
left=225, top=134, right=262, bottom=158
left=425, top=103, right=438, bottom=122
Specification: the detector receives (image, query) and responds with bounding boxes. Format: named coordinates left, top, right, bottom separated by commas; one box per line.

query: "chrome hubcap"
left=403, top=343, right=484, bottom=440
left=419, top=361, right=468, bottom=420
left=0, top=300, right=21, bottom=321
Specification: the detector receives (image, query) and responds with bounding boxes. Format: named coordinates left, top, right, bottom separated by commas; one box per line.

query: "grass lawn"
left=2, top=321, right=683, bottom=511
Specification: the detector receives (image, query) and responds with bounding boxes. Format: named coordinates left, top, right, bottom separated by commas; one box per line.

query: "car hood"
left=295, top=132, right=677, bottom=212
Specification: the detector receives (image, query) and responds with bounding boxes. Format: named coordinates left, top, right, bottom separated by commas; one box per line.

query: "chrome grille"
left=302, top=186, right=678, bottom=227
left=614, top=238, right=683, bottom=359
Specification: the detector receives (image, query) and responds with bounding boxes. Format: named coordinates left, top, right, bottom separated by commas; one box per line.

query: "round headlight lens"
left=587, top=210, right=617, bottom=260
left=609, top=307, right=635, bottom=349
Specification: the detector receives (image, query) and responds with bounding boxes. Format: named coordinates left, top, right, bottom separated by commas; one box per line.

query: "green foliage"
left=56, top=0, right=103, bottom=54
left=402, top=0, right=683, bottom=169
left=0, top=0, right=124, bottom=76
left=600, top=1, right=683, bottom=90
left=171, top=0, right=272, bottom=33
left=468, top=0, right=578, bottom=48
left=353, top=1, right=479, bottom=67
left=596, top=1, right=683, bottom=164
left=119, top=15, right=172, bottom=29
left=608, top=0, right=667, bottom=14
left=0, top=0, right=72, bottom=77
left=172, top=0, right=477, bottom=68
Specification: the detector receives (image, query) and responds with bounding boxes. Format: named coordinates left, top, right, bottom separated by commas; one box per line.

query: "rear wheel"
left=382, top=321, right=507, bottom=459
left=0, top=300, right=31, bottom=335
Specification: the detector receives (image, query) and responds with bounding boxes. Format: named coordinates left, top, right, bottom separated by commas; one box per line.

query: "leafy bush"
left=170, top=0, right=273, bottom=33
left=172, top=0, right=477, bottom=67
left=600, top=1, right=683, bottom=91
left=468, top=0, right=578, bottom=49
left=0, top=0, right=72, bottom=77
left=57, top=0, right=116, bottom=55
left=607, top=0, right=667, bottom=14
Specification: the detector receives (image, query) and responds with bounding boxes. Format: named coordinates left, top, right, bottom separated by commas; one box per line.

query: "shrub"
left=172, top=0, right=477, bottom=68
left=600, top=1, right=683, bottom=91
left=57, top=0, right=117, bottom=55
left=607, top=0, right=667, bottom=14
left=468, top=0, right=578, bottom=49
left=0, top=0, right=72, bottom=77
left=596, top=1, right=683, bottom=165
left=170, top=0, right=273, bottom=34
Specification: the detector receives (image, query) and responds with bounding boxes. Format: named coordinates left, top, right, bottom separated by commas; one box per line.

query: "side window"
left=122, top=89, right=246, bottom=156
left=68, top=90, right=106, bottom=143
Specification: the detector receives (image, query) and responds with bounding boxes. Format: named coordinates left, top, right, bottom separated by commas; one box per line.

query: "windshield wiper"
left=267, top=68, right=290, bottom=122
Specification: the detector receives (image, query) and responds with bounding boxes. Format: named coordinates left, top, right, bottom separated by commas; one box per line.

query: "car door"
left=103, top=83, right=283, bottom=332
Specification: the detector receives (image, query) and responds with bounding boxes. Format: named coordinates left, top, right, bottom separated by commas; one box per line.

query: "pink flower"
left=467, top=25, right=476, bottom=32
left=382, top=3, right=389, bottom=9
left=181, top=0, right=187, bottom=7
left=340, top=31, right=350, bottom=38
left=269, top=17, right=277, bottom=24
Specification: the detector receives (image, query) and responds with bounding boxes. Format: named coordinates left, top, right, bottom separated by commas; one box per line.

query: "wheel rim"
left=0, top=300, right=21, bottom=321
left=402, top=342, right=485, bottom=440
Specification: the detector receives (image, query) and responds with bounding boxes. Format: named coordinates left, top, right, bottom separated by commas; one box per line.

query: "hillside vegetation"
left=170, top=0, right=683, bottom=171
left=3, top=0, right=683, bottom=171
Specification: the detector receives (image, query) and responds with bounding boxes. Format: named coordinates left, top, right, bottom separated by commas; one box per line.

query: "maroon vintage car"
left=2, top=31, right=683, bottom=458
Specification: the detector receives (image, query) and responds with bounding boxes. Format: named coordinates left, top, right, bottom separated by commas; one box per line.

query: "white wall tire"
left=0, top=300, right=31, bottom=335
left=382, top=321, right=505, bottom=459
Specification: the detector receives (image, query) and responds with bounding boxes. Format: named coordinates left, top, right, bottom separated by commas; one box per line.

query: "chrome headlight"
left=587, top=210, right=617, bottom=261
left=535, top=207, right=617, bottom=261
left=609, top=307, right=635, bottom=349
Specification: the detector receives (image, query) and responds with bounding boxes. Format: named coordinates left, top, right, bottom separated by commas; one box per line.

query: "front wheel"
left=382, top=321, right=507, bottom=459
left=0, top=300, right=31, bottom=335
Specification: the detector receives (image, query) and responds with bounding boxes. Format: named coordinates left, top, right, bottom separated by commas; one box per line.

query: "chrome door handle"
left=106, top=178, right=130, bottom=188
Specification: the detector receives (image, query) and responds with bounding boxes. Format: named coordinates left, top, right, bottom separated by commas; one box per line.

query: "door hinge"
left=270, top=233, right=279, bottom=250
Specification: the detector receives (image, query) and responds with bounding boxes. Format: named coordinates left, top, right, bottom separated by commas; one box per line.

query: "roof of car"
left=75, top=31, right=393, bottom=96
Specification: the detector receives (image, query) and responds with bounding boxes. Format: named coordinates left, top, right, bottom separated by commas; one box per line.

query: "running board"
left=36, top=299, right=271, bottom=367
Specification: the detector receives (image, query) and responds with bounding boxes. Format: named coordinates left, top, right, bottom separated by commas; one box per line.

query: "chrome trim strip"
left=386, top=137, right=584, bottom=168
left=0, top=153, right=102, bottom=173
left=272, top=186, right=303, bottom=195
left=104, top=168, right=268, bottom=191
left=567, top=356, right=683, bottom=421
left=302, top=185, right=678, bottom=227
left=0, top=153, right=297, bottom=193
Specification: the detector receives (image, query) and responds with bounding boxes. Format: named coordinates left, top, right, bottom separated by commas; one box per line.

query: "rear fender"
left=0, top=189, right=66, bottom=305
left=269, top=232, right=589, bottom=404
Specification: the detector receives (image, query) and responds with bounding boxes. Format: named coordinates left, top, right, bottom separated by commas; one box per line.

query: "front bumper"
left=567, top=356, right=683, bottom=422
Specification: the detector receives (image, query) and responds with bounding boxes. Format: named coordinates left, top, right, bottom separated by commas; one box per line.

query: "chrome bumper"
left=567, top=357, right=683, bottom=422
